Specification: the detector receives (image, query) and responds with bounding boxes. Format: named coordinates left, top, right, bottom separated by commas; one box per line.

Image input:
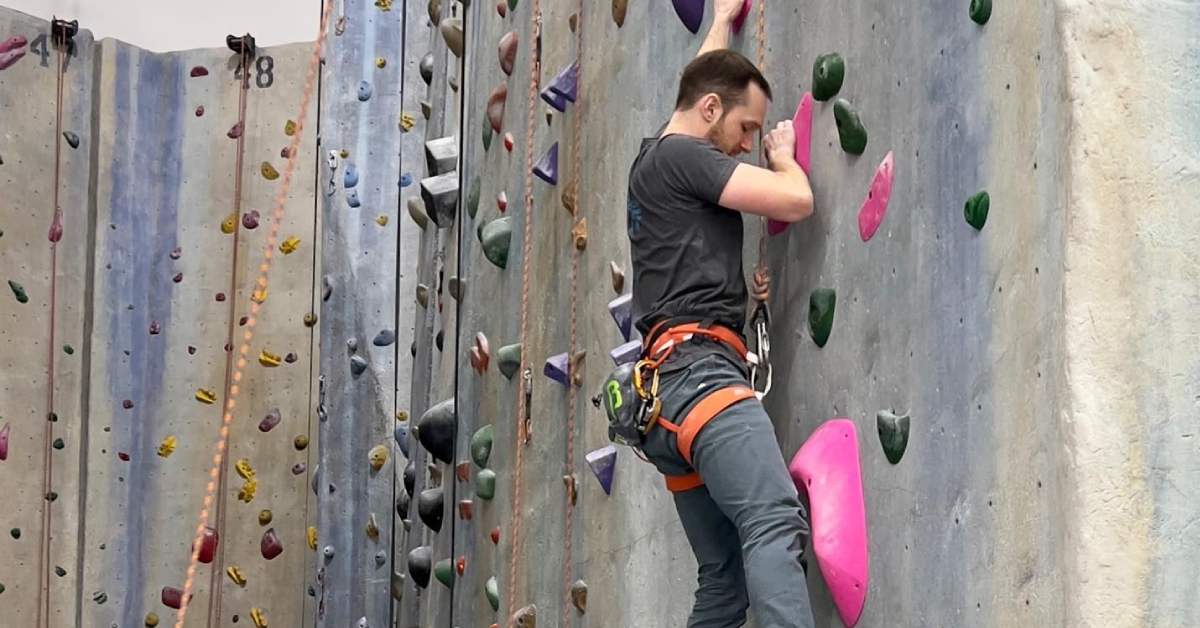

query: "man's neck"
left=661, top=110, right=710, bottom=140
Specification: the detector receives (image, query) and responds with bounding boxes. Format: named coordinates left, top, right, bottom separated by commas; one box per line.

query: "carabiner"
left=749, top=303, right=772, bottom=399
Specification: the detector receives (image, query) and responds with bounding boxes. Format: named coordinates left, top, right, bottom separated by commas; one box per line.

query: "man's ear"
left=699, top=93, right=723, bottom=123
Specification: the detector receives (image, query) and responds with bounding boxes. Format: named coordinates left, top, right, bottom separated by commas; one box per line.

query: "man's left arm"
left=697, top=0, right=744, bottom=57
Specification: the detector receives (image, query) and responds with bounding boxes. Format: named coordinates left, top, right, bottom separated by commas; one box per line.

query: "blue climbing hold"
left=608, top=294, right=633, bottom=341
left=400, top=173, right=413, bottom=188
left=344, top=165, right=359, bottom=189
left=358, top=81, right=373, bottom=102
left=544, top=352, right=570, bottom=386
left=347, top=189, right=361, bottom=208
left=395, top=422, right=410, bottom=457
left=609, top=340, right=641, bottom=366
left=672, top=0, right=704, bottom=34
left=585, top=445, right=617, bottom=495
left=533, top=143, right=559, bottom=186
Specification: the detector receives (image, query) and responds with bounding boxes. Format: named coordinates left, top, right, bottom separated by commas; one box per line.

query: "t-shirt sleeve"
left=660, top=136, right=741, bottom=205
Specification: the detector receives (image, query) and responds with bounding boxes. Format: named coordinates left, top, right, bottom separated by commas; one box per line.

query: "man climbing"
left=624, top=0, right=815, bottom=626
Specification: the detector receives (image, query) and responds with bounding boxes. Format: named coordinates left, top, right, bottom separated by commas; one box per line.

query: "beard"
left=706, top=114, right=736, bottom=156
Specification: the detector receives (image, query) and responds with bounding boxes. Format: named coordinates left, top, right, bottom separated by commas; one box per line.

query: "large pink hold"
left=768, top=92, right=814, bottom=237
left=857, top=151, right=895, bottom=242
left=0, top=422, right=9, bottom=461
left=732, top=0, right=753, bottom=33
left=0, top=41, right=26, bottom=71
left=788, top=419, right=869, bottom=627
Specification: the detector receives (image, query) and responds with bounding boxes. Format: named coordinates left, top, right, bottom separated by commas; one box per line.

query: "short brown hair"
left=674, top=50, right=772, bottom=112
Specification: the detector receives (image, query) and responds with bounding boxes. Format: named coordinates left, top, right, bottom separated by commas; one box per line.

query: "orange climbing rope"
left=173, top=3, right=333, bottom=628
left=506, top=0, right=543, bottom=621
left=754, top=0, right=769, bottom=268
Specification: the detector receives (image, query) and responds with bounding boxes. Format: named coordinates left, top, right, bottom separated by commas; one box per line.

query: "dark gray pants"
left=642, top=348, right=815, bottom=628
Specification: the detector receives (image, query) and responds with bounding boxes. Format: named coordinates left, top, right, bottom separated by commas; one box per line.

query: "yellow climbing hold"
left=145, top=612, right=160, bottom=627
left=294, top=434, right=309, bottom=450
left=261, top=162, right=280, bottom=181
left=375, top=0, right=393, bottom=10
left=376, top=215, right=389, bottom=226
left=396, top=410, right=409, bottom=422
left=156, top=436, right=177, bottom=458
left=258, top=509, right=273, bottom=525
left=238, top=477, right=258, bottom=503
left=366, top=513, right=380, bottom=540
left=226, top=565, right=247, bottom=587
left=221, top=212, right=237, bottom=234
left=280, top=236, right=301, bottom=254
left=235, top=458, right=256, bottom=481
left=307, top=526, right=318, bottom=550
left=258, top=349, right=281, bottom=367
left=399, top=113, right=415, bottom=132
left=251, top=607, right=268, bottom=628
left=339, top=149, right=349, bottom=159
left=376, top=57, right=387, bottom=68
left=284, top=120, right=297, bottom=136
left=251, top=289, right=268, bottom=304
left=369, top=444, right=388, bottom=471
left=195, top=388, right=217, bottom=404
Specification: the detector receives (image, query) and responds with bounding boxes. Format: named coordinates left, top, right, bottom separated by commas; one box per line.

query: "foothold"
left=10, top=528, right=19, bottom=539
left=419, top=487, right=444, bottom=532
left=250, top=608, right=268, bottom=628
left=470, top=425, right=494, bottom=468
left=258, top=408, right=282, bottom=432
left=373, top=329, right=396, bottom=346
left=169, top=247, right=182, bottom=260
left=533, top=143, right=559, bottom=185
left=396, top=487, right=411, bottom=519
left=190, top=65, right=208, bottom=77
left=197, top=526, right=219, bottom=564
left=347, top=188, right=361, bottom=208
left=404, top=460, right=416, bottom=495
left=544, top=352, right=570, bottom=386
left=258, top=509, right=273, bottom=526
left=376, top=215, right=388, bottom=226
left=448, top=277, right=464, bottom=301
left=486, top=576, right=500, bottom=611
left=399, top=112, right=415, bottom=132
left=571, top=579, right=589, bottom=613
left=408, top=546, right=433, bottom=588
left=238, top=477, right=258, bottom=502
left=53, top=437, right=65, bottom=450
left=467, top=176, right=481, bottom=220
left=358, top=81, right=373, bottom=102
left=63, top=131, right=80, bottom=149
left=857, top=151, right=895, bottom=242
left=395, top=422, right=410, bottom=456
left=970, top=0, right=992, bottom=25
left=195, top=105, right=204, bottom=117
left=497, top=343, right=522, bottom=379
left=440, top=18, right=464, bottom=57
left=307, top=526, right=318, bottom=550
left=812, top=53, right=846, bottom=101
left=612, top=0, right=628, bottom=26
left=93, top=590, right=108, bottom=604
left=498, top=32, right=518, bottom=76
left=351, top=355, right=369, bottom=377
left=8, top=280, right=28, bottom=303
left=809, top=288, right=837, bottom=348
left=671, top=0, right=704, bottom=33
left=261, top=162, right=280, bottom=181
left=456, top=555, right=467, bottom=576
left=196, top=388, right=217, bottom=404
left=482, top=123, right=494, bottom=151
left=482, top=217, right=513, bottom=269
left=285, top=119, right=297, bottom=136
left=608, top=294, right=633, bottom=341
left=0, top=39, right=26, bottom=71
left=148, top=320, right=161, bottom=335
left=547, top=61, right=579, bottom=105
left=419, top=52, right=434, bottom=85
left=497, top=0, right=507, bottom=17
left=227, top=122, right=244, bottom=139
left=0, top=423, right=9, bottom=461
left=323, top=545, right=335, bottom=560
left=157, top=436, right=177, bottom=458
left=508, top=0, right=518, bottom=11
left=304, top=312, right=318, bottom=327
left=258, top=350, right=281, bottom=367
left=470, top=332, right=491, bottom=374
left=145, top=612, right=159, bottom=627
left=418, top=398, right=456, bottom=464
left=504, top=132, right=515, bottom=152
left=408, top=198, right=430, bottom=230
left=476, top=468, right=497, bottom=500
left=586, top=445, right=617, bottom=495
left=161, top=586, right=183, bottom=609
left=376, top=0, right=394, bottom=9
left=491, top=527, right=501, bottom=544
left=497, top=191, right=508, bottom=212
left=434, top=558, right=454, bottom=587
left=391, top=571, right=406, bottom=601
left=376, top=56, right=387, bottom=68
left=609, top=261, right=625, bottom=294
left=487, top=84, right=508, bottom=133
left=123, top=399, right=134, bottom=409
left=292, top=462, right=307, bottom=475
left=369, top=444, right=389, bottom=472
left=425, top=136, right=459, bottom=176
left=965, top=191, right=990, bottom=231
left=344, top=164, right=359, bottom=188
left=221, top=212, right=238, bottom=234
left=420, top=172, right=459, bottom=227
left=877, top=410, right=911, bottom=464
left=366, top=513, right=380, bottom=540
left=261, top=528, right=283, bottom=560
left=572, top=219, right=588, bottom=250
left=415, top=284, right=430, bottom=308
left=458, top=499, right=473, bottom=520
left=540, top=84, right=568, bottom=113
left=512, top=604, right=537, bottom=627
left=834, top=99, right=868, bottom=155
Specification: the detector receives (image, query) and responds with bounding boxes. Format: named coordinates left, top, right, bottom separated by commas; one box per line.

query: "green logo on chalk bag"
left=605, top=380, right=623, bottom=413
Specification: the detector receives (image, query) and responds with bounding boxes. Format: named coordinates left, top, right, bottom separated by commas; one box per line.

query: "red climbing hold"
left=458, top=499, right=473, bottom=520
left=503, top=133, right=515, bottom=152
left=498, top=32, right=518, bottom=76
left=857, top=151, right=894, bottom=242
left=487, top=84, right=507, bottom=133
left=732, top=0, right=752, bottom=33
left=227, top=122, right=243, bottom=139
left=456, top=555, right=466, bottom=576
left=769, top=92, right=814, bottom=237
left=197, top=526, right=219, bottom=564
left=258, top=408, right=282, bottom=432
left=48, top=213, right=63, bottom=243
left=261, top=528, right=283, bottom=560
left=122, top=400, right=134, bottom=409
left=195, top=106, right=204, bottom=117
left=161, top=586, right=184, bottom=609
left=190, top=66, right=209, bottom=77
left=490, top=527, right=501, bottom=544
left=497, top=191, right=508, bottom=212
left=117, top=451, right=130, bottom=461
left=0, top=422, right=9, bottom=460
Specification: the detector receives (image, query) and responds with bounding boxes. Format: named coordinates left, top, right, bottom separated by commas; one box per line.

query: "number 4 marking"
left=28, top=33, right=78, bottom=70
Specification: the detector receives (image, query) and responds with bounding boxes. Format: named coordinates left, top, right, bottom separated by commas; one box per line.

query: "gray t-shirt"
left=626, top=128, right=746, bottom=341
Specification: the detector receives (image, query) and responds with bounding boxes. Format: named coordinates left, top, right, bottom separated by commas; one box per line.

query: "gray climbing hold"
left=396, top=487, right=411, bottom=518
left=404, top=459, right=416, bottom=495
left=391, top=572, right=405, bottom=601
left=373, top=329, right=396, bottom=346
left=420, top=172, right=459, bottom=227
left=350, top=355, right=368, bottom=377
left=440, top=18, right=464, bottom=57
left=418, top=487, right=444, bottom=532
left=63, top=131, right=80, bottom=149
left=358, top=81, right=373, bottom=101
left=419, top=52, right=434, bottom=85
left=395, top=421, right=409, bottom=456
left=323, top=545, right=335, bottom=560
left=408, top=545, right=432, bottom=588
left=425, top=137, right=459, bottom=176
left=876, top=410, right=910, bottom=464
left=407, top=197, right=430, bottom=230
left=375, top=550, right=387, bottom=567
left=417, top=398, right=456, bottom=464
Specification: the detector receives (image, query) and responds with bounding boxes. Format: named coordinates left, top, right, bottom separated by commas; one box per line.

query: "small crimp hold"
left=157, top=436, right=177, bottom=458
left=227, top=565, right=247, bottom=587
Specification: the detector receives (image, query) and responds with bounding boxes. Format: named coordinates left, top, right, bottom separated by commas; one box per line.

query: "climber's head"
left=674, top=49, right=772, bottom=157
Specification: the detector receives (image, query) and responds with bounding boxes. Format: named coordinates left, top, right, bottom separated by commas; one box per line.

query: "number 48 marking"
left=233, top=55, right=275, bottom=89
left=29, top=33, right=78, bottom=70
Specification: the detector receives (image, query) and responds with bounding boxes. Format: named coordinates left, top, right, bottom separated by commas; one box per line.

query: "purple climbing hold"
left=549, top=61, right=579, bottom=104
left=544, top=352, right=570, bottom=386
left=609, top=340, right=642, bottom=366
left=148, top=321, right=161, bottom=335
left=607, top=294, right=633, bottom=341
left=533, top=143, right=559, bottom=186
left=243, top=210, right=260, bottom=230
left=540, top=85, right=568, bottom=113
left=122, top=399, right=134, bottom=409
left=258, top=408, right=281, bottom=432
left=0, top=422, right=9, bottom=461
left=292, top=462, right=307, bottom=475
left=672, top=0, right=704, bottom=34
left=585, top=445, right=617, bottom=495
left=169, top=247, right=182, bottom=260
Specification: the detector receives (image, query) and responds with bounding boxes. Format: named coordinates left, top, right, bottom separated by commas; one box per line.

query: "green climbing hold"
left=970, top=0, right=992, bottom=25
left=63, top=345, right=74, bottom=355
left=0, top=583, right=5, bottom=594
left=833, top=99, right=868, bottom=155
left=434, top=558, right=454, bottom=587
left=10, top=528, right=20, bottom=539
left=496, top=343, right=522, bottom=379
left=9, top=280, right=28, bottom=303
left=808, top=288, right=836, bottom=348
left=468, top=176, right=481, bottom=220
left=965, top=191, right=989, bottom=230
left=485, top=576, right=500, bottom=611
left=482, top=217, right=513, bottom=269
left=508, top=0, right=518, bottom=11
left=483, top=124, right=493, bottom=151
left=877, top=410, right=910, bottom=464
left=470, top=425, right=494, bottom=468
left=476, top=468, right=496, bottom=500
left=55, top=566, right=66, bottom=577
left=812, top=53, right=845, bottom=101
left=53, top=438, right=64, bottom=450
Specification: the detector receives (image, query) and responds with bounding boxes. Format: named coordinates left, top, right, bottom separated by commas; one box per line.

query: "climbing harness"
left=175, top=4, right=333, bottom=628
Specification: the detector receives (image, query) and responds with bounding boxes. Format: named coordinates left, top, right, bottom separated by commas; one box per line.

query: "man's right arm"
left=718, top=121, right=814, bottom=223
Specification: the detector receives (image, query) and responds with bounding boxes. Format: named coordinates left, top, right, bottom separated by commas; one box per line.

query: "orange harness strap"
left=659, top=385, right=756, bottom=493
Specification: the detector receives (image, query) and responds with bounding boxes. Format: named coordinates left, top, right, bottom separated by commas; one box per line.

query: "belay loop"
left=748, top=302, right=772, bottom=399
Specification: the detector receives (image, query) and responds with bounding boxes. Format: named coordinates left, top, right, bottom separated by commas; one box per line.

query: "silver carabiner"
left=748, top=304, right=772, bottom=399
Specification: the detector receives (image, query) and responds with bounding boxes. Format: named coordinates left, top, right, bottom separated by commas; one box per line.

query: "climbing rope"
left=754, top=0, right=768, bottom=268
left=506, top=0, right=543, bottom=621
left=173, top=3, right=333, bottom=627
left=560, top=2, right=586, bottom=626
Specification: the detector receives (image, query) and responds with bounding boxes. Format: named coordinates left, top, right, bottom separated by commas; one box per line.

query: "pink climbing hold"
left=732, top=0, right=753, bottom=33
left=0, top=36, right=27, bottom=72
left=48, top=212, right=63, bottom=243
left=768, top=92, right=814, bottom=237
left=0, top=422, right=9, bottom=461
left=857, top=151, right=894, bottom=242
left=788, top=419, right=869, bottom=628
